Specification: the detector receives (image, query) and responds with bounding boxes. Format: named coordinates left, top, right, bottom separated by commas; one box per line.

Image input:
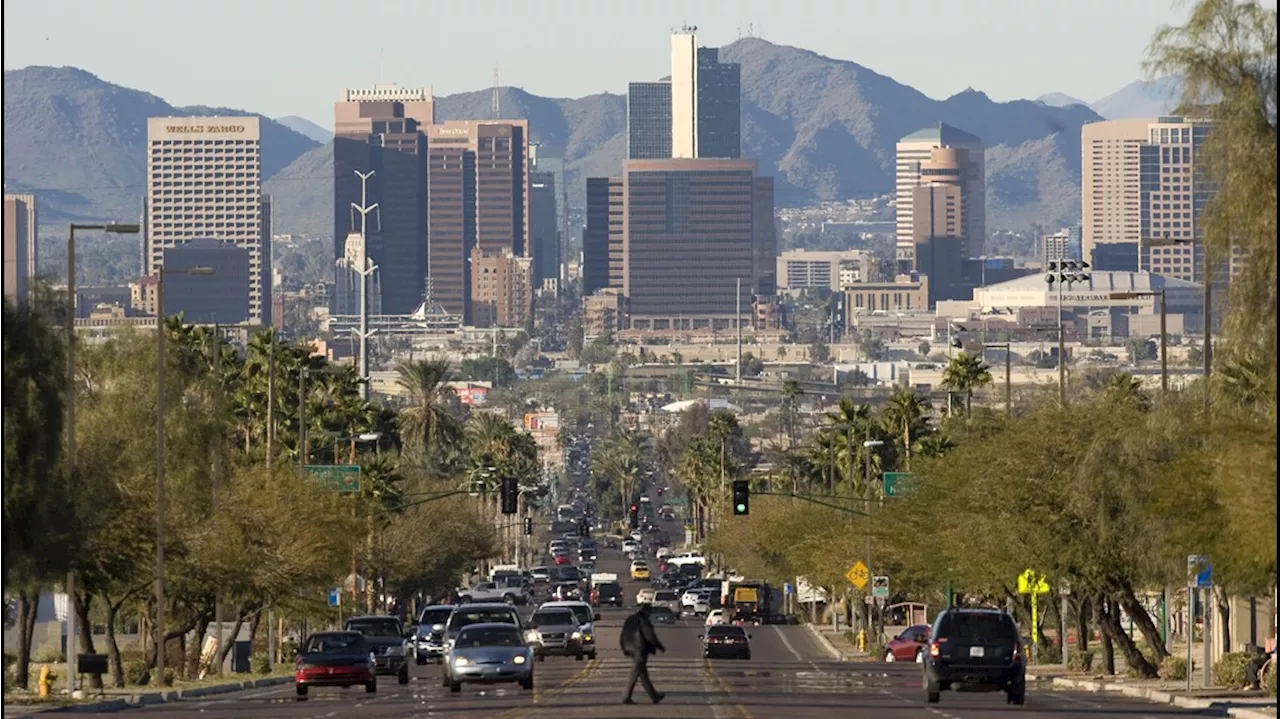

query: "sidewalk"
left=804, top=623, right=871, bottom=661
left=2, top=675, right=292, bottom=715
left=1027, top=664, right=1277, bottom=719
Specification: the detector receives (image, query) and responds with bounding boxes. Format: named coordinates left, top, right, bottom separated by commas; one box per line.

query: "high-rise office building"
left=333, top=84, right=433, bottom=315
left=1082, top=116, right=1214, bottom=281
left=530, top=144, right=567, bottom=282
left=895, top=124, right=985, bottom=273
left=582, top=177, right=613, bottom=294
left=3, top=193, right=37, bottom=306
left=158, top=238, right=252, bottom=324
left=621, top=158, right=771, bottom=330
left=530, top=171, right=559, bottom=288
left=424, top=120, right=530, bottom=323
left=910, top=184, right=965, bottom=304
left=627, top=81, right=673, bottom=160
left=145, top=117, right=271, bottom=325
left=693, top=47, right=742, bottom=159
left=470, top=246, right=532, bottom=329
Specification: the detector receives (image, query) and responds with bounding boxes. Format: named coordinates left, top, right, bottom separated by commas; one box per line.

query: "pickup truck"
left=665, top=552, right=707, bottom=568
left=456, top=582, right=523, bottom=605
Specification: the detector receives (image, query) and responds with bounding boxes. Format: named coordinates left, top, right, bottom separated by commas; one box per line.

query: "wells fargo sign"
left=164, top=124, right=246, bottom=133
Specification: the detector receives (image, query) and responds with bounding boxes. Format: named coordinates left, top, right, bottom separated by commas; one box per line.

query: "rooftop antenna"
left=492, top=66, right=500, bottom=119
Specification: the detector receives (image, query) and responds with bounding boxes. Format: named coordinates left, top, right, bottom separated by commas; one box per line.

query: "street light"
left=1109, top=289, right=1168, bottom=396
left=1045, top=261, right=1091, bottom=405
left=862, top=439, right=884, bottom=636
left=64, top=222, right=139, bottom=694
left=982, top=342, right=1013, bottom=416
left=153, top=265, right=214, bottom=686
left=1145, top=235, right=1211, bottom=410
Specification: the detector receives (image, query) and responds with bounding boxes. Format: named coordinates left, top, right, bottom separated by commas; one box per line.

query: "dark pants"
left=624, top=652, right=658, bottom=702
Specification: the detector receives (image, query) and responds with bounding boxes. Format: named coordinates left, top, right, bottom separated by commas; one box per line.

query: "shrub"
left=250, top=652, right=271, bottom=675
left=1159, top=656, right=1188, bottom=681
left=1264, top=661, right=1275, bottom=694
left=1068, top=649, right=1096, bottom=673
left=1213, top=652, right=1254, bottom=688
left=123, top=659, right=149, bottom=686
left=32, top=647, right=64, bottom=664
left=1035, top=643, right=1062, bottom=665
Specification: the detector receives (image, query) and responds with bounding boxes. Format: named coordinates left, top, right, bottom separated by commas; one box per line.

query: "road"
left=64, top=522, right=1212, bottom=717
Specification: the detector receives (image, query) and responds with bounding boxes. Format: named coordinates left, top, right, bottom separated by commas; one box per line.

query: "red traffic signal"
left=630, top=504, right=638, bottom=512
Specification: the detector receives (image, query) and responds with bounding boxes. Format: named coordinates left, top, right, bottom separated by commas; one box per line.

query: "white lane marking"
left=771, top=625, right=804, bottom=662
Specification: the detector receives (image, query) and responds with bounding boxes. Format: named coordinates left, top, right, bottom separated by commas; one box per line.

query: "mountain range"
left=6, top=38, right=1164, bottom=263
left=1036, top=77, right=1183, bottom=119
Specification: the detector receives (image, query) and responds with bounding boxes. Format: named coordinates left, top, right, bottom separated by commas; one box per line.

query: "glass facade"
left=628, top=82, right=672, bottom=160
left=696, top=48, right=741, bottom=159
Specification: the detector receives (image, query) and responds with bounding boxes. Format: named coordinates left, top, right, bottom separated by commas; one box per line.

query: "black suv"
left=922, top=608, right=1025, bottom=705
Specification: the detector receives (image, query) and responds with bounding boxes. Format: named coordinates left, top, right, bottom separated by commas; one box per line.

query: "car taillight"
left=929, top=641, right=941, bottom=658
left=1012, top=642, right=1022, bottom=661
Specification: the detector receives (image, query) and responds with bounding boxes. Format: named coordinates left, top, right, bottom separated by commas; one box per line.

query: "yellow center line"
left=700, top=658, right=754, bottom=719
left=495, top=656, right=605, bottom=719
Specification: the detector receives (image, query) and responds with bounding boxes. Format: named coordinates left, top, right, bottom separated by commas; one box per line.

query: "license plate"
left=969, top=646, right=985, bottom=658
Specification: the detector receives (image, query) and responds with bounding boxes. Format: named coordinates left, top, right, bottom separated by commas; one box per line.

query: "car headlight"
left=524, top=630, right=540, bottom=643
left=582, top=634, right=593, bottom=643
left=512, top=655, right=527, bottom=665
left=571, top=631, right=582, bottom=640
left=386, top=646, right=405, bottom=655
left=453, top=656, right=469, bottom=666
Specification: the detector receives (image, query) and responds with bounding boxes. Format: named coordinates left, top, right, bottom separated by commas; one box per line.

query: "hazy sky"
left=0, top=0, right=1232, bottom=126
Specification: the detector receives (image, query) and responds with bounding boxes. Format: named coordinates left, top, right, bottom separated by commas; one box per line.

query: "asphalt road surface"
left=67, top=520, right=1212, bottom=718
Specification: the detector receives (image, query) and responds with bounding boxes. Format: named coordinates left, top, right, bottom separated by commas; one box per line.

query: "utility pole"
left=350, top=170, right=380, bottom=402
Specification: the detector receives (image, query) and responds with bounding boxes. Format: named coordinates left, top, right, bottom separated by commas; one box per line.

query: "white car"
left=629, top=531, right=643, bottom=542
left=655, top=547, right=672, bottom=560
left=705, top=609, right=727, bottom=627
left=636, top=588, right=657, bottom=605
left=681, top=588, right=713, bottom=612
left=666, top=552, right=707, bottom=568
left=621, top=540, right=639, bottom=553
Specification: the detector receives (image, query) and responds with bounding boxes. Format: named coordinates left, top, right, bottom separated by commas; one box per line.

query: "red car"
left=553, top=552, right=571, bottom=565
left=884, top=624, right=931, bottom=663
left=294, top=631, right=376, bottom=699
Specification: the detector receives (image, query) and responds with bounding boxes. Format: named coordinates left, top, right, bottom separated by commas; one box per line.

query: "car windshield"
left=598, top=583, right=621, bottom=595
left=455, top=626, right=523, bottom=648
left=708, top=625, right=746, bottom=637
left=655, top=591, right=679, bottom=601
left=418, top=609, right=453, bottom=625
left=946, top=613, right=1018, bottom=643
left=346, top=619, right=401, bottom=637
left=532, top=610, right=575, bottom=626
left=306, top=633, right=365, bottom=653
left=560, top=567, right=582, bottom=581
left=448, top=609, right=519, bottom=630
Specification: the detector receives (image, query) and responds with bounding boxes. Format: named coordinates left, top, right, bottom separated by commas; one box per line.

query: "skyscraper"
left=530, top=171, right=559, bottom=288
left=582, top=177, right=614, bottom=295
left=333, top=84, right=433, bottom=315
left=3, top=193, right=37, bottom=306
left=145, top=117, right=271, bottom=325
left=895, top=124, right=985, bottom=274
left=628, top=30, right=740, bottom=161
left=693, top=47, right=742, bottom=159
left=621, top=158, right=771, bottom=330
left=627, top=82, right=673, bottom=160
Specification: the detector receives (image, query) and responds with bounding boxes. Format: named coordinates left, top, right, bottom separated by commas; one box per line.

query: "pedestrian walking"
left=620, top=603, right=666, bottom=704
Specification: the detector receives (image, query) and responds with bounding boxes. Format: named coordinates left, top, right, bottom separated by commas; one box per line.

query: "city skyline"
left=2, top=0, right=1212, bottom=127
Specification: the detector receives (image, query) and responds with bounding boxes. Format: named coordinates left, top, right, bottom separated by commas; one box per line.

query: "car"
left=294, top=631, right=376, bottom=699
left=538, top=600, right=601, bottom=660
left=590, top=581, right=624, bottom=608
left=443, top=603, right=524, bottom=652
left=651, top=589, right=682, bottom=614
left=456, top=582, right=522, bottom=605
left=629, top=530, right=643, bottom=542
left=922, top=608, right=1026, bottom=705
left=701, top=624, right=752, bottom=660
left=621, top=540, right=640, bottom=554
left=636, top=588, right=657, bottom=605
left=412, top=605, right=455, bottom=665
left=630, top=561, right=651, bottom=581
left=343, top=616, right=410, bottom=684
left=681, top=588, right=713, bottom=612
left=525, top=607, right=587, bottom=660
left=648, top=605, right=679, bottom=625
left=705, top=609, right=727, bottom=627
left=885, top=624, right=931, bottom=663
left=666, top=552, right=707, bottom=568
left=655, top=547, right=672, bottom=560
left=443, top=623, right=534, bottom=693
left=552, top=582, right=584, bottom=601
left=552, top=550, right=571, bottom=566
left=530, top=567, right=552, bottom=584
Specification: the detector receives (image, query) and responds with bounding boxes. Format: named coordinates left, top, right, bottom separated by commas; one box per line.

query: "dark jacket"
left=620, top=608, right=665, bottom=657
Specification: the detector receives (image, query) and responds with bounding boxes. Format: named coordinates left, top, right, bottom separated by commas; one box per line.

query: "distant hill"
left=1090, top=76, right=1183, bottom=120
left=1037, top=92, right=1089, bottom=108
left=276, top=115, right=332, bottom=144
left=5, top=44, right=1110, bottom=269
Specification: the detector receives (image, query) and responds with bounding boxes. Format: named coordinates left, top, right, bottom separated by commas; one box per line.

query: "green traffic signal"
left=735, top=503, right=746, bottom=513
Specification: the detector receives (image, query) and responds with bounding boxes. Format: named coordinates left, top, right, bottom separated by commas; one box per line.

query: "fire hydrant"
left=856, top=629, right=867, bottom=652
left=38, top=664, right=57, bottom=697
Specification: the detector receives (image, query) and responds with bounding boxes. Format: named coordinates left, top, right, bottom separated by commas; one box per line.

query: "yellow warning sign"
left=845, top=561, right=870, bottom=590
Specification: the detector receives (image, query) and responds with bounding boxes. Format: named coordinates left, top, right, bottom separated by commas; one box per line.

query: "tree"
left=882, top=386, right=930, bottom=470
left=396, top=358, right=462, bottom=461
left=739, top=352, right=764, bottom=378
left=809, top=338, right=831, bottom=364
left=942, top=352, right=993, bottom=417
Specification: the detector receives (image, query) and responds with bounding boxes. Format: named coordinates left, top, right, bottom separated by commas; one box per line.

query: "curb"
left=804, top=623, right=864, bottom=662
left=1028, top=672, right=1276, bottom=719
left=45, top=676, right=294, bottom=713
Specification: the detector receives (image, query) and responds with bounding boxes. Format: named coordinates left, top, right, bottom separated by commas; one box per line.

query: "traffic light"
left=500, top=477, right=519, bottom=515
left=628, top=504, right=639, bottom=529
left=578, top=519, right=590, bottom=538
left=732, top=480, right=750, bottom=516
left=523, top=517, right=533, bottom=536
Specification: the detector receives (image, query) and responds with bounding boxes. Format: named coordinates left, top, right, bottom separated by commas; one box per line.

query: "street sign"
left=783, top=583, right=794, bottom=595
left=305, top=465, right=361, bottom=493
left=1017, top=569, right=1050, bottom=595
left=1187, top=555, right=1212, bottom=588
left=327, top=588, right=341, bottom=607
left=882, top=472, right=911, bottom=497
left=871, top=575, right=890, bottom=599
left=845, top=561, right=870, bottom=590
left=665, top=497, right=689, bottom=506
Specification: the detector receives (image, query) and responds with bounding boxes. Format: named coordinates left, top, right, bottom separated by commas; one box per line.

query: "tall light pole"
left=350, top=170, right=379, bottom=402
left=64, top=222, right=139, bottom=694
left=1145, top=235, right=1210, bottom=408
left=1110, top=289, right=1168, bottom=396
left=1045, top=261, right=1090, bottom=406
left=982, top=342, right=1012, bottom=416
left=153, top=265, right=215, bottom=686
left=863, top=438, right=884, bottom=636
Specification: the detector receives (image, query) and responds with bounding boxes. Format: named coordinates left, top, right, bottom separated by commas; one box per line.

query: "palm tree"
left=780, top=380, right=803, bottom=446
left=396, top=358, right=461, bottom=459
left=942, top=352, right=993, bottom=418
left=913, top=432, right=956, bottom=459
left=1103, top=373, right=1151, bottom=411
left=882, top=387, right=929, bottom=470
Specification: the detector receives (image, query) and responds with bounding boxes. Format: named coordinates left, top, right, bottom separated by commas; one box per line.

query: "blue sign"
left=784, top=583, right=794, bottom=595
left=1187, top=555, right=1212, bottom=588
left=328, top=588, right=341, bottom=607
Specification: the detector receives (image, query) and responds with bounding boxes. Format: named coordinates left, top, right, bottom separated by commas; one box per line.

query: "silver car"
left=538, top=600, right=601, bottom=659
left=524, top=607, right=586, bottom=660
left=412, top=605, right=454, bottom=665
left=443, top=623, right=534, bottom=693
